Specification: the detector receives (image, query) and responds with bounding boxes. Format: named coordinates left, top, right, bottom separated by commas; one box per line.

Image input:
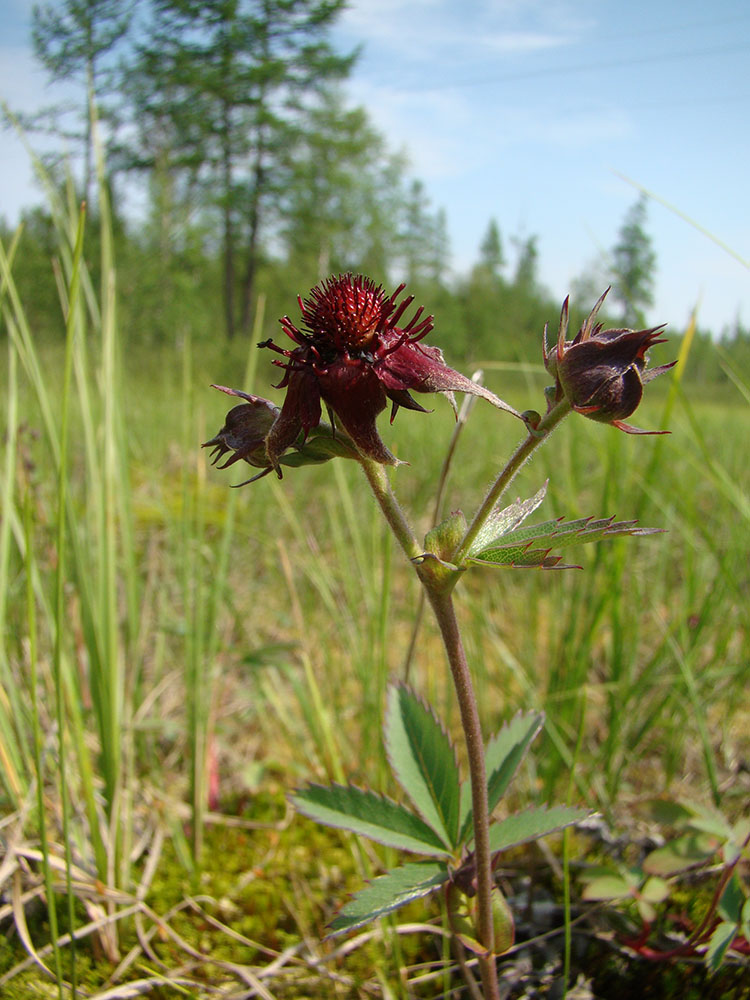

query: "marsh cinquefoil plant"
left=205, top=274, right=675, bottom=998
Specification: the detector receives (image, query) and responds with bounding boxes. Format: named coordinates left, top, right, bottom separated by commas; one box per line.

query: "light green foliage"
left=581, top=865, right=670, bottom=924
left=292, top=782, right=450, bottom=856
left=459, top=711, right=543, bottom=842
left=330, top=862, right=450, bottom=934
left=294, top=685, right=588, bottom=934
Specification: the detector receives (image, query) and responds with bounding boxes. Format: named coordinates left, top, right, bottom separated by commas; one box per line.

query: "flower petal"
left=378, top=342, right=523, bottom=420
left=266, top=370, right=321, bottom=473
left=317, top=359, right=399, bottom=465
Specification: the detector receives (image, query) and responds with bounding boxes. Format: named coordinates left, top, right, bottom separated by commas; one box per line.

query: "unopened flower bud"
left=203, top=385, right=358, bottom=486
left=544, top=290, right=676, bottom=434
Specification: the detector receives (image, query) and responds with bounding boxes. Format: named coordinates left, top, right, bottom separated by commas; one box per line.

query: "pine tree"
left=610, top=195, right=656, bottom=327
left=31, top=0, right=131, bottom=201
left=277, top=91, right=406, bottom=281
left=122, top=0, right=353, bottom=338
left=477, top=218, right=505, bottom=278
left=399, top=180, right=449, bottom=288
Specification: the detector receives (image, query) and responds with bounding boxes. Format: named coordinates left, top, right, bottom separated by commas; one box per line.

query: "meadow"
left=1, top=196, right=749, bottom=999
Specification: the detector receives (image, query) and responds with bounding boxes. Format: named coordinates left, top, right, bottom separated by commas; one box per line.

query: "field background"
left=1, top=191, right=749, bottom=998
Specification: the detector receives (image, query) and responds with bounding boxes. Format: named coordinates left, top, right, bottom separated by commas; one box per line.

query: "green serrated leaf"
left=641, top=876, right=670, bottom=904
left=385, top=684, right=461, bottom=850
left=718, top=872, right=745, bottom=923
left=329, top=862, right=449, bottom=935
left=458, top=712, right=544, bottom=845
left=467, top=483, right=548, bottom=556
left=467, top=512, right=662, bottom=570
left=291, top=784, right=450, bottom=857
left=487, top=805, right=590, bottom=853
left=642, top=832, right=719, bottom=876
left=581, top=874, right=634, bottom=901
left=705, top=920, right=739, bottom=972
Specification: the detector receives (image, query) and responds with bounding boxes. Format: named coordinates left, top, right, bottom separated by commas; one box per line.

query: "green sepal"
left=451, top=886, right=515, bottom=956
left=282, top=421, right=360, bottom=466
left=291, top=783, right=450, bottom=857
left=424, top=510, right=468, bottom=562
left=385, top=684, right=461, bottom=851
left=329, top=861, right=449, bottom=935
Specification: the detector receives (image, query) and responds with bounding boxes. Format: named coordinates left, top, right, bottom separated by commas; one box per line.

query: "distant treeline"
left=3, top=198, right=748, bottom=387
left=2, top=0, right=747, bottom=382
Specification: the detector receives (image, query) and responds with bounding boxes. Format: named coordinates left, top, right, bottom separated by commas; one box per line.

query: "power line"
left=383, top=42, right=750, bottom=95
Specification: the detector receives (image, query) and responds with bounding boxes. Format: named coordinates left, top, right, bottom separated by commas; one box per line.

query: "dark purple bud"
left=203, top=385, right=358, bottom=486
left=544, top=291, right=676, bottom=434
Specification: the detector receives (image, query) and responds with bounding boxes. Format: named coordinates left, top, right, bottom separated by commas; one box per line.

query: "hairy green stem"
left=454, top=398, right=572, bottom=565
left=360, top=458, right=422, bottom=560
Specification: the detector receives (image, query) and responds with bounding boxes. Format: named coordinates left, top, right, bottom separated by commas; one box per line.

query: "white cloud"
left=337, top=0, right=582, bottom=67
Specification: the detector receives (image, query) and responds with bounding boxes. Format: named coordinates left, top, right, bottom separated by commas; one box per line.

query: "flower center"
left=302, top=275, right=386, bottom=353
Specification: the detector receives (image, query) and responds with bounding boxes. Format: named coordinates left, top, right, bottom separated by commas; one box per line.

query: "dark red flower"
left=260, top=274, right=522, bottom=472
left=544, top=290, right=676, bottom=434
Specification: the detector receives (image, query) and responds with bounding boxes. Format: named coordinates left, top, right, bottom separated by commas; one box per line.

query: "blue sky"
left=2, top=0, right=748, bottom=333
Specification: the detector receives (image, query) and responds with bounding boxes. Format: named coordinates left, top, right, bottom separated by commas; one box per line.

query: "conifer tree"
left=610, top=194, right=656, bottom=327
left=123, top=0, right=352, bottom=338
left=31, top=0, right=131, bottom=201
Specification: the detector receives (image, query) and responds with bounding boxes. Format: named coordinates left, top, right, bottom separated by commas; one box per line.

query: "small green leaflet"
left=329, top=862, right=450, bottom=935
left=468, top=483, right=547, bottom=554
left=385, top=684, right=461, bottom=851
left=458, top=711, right=544, bottom=844
left=291, top=783, right=449, bottom=857
left=487, top=806, right=591, bottom=853
left=466, top=482, right=661, bottom=570
left=642, top=831, right=719, bottom=877
left=706, top=921, right=739, bottom=972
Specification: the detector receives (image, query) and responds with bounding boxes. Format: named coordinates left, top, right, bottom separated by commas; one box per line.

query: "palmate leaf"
left=642, top=831, right=719, bottom=876
left=468, top=483, right=548, bottom=555
left=329, top=861, right=449, bottom=935
left=385, top=684, right=461, bottom=851
left=458, top=711, right=544, bottom=845
left=291, top=784, right=450, bottom=857
left=487, top=806, right=591, bottom=853
left=468, top=514, right=662, bottom=570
